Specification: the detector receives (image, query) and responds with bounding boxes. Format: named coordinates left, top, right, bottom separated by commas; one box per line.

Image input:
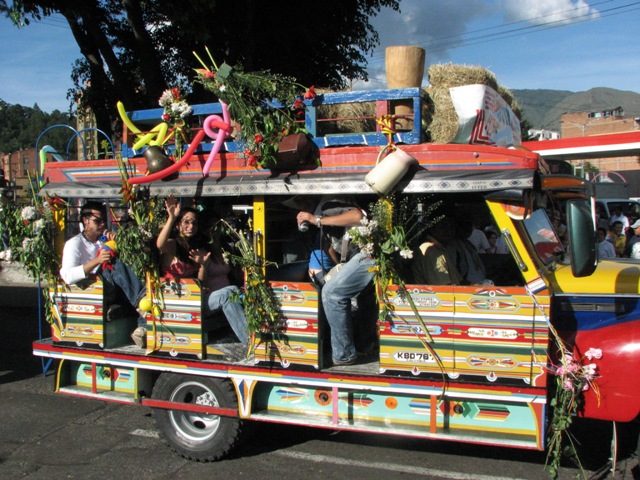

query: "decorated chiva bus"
left=27, top=59, right=638, bottom=477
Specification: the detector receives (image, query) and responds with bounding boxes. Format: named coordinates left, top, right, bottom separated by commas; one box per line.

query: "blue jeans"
left=204, top=285, right=249, bottom=345
left=321, top=252, right=375, bottom=363
left=99, top=259, right=146, bottom=326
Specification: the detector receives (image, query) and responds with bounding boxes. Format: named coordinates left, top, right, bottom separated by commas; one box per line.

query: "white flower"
left=22, top=237, right=34, bottom=252
left=170, top=101, right=192, bottom=118
left=33, top=218, right=45, bottom=235
left=400, top=248, right=413, bottom=259
left=361, top=243, right=375, bottom=256
left=158, top=90, right=174, bottom=107
left=21, top=205, right=37, bottom=221
left=585, top=348, right=602, bottom=360
left=219, top=85, right=226, bottom=92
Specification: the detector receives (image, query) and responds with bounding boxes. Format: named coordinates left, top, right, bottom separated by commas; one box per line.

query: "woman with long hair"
left=156, top=195, right=249, bottom=345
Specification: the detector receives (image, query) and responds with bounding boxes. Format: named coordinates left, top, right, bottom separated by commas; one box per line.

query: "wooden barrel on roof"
left=385, top=46, right=426, bottom=130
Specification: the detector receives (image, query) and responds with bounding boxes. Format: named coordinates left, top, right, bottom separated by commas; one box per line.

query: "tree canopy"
left=1, top=0, right=400, bottom=138
left=0, top=99, right=74, bottom=155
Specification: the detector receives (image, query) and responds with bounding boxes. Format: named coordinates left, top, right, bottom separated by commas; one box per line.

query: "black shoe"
left=106, top=304, right=124, bottom=322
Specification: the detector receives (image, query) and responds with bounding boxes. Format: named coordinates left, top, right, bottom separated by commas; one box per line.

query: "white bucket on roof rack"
left=365, top=148, right=418, bottom=196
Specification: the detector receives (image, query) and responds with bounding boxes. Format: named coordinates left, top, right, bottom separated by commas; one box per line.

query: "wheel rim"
left=167, top=380, right=222, bottom=444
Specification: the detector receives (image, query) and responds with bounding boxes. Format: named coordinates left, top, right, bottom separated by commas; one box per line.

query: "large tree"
left=2, top=0, right=400, bottom=137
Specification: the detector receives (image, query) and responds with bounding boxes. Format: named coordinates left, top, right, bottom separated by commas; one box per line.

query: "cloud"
left=502, top=0, right=600, bottom=24
left=370, top=0, right=493, bottom=62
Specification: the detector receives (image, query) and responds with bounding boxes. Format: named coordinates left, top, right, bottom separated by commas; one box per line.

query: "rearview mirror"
left=567, top=199, right=597, bottom=277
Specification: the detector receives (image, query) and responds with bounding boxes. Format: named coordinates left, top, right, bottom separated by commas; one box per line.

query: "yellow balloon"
left=117, top=101, right=141, bottom=134
left=139, top=298, right=153, bottom=312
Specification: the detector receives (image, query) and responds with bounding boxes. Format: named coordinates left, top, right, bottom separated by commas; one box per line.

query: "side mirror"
left=567, top=199, right=597, bottom=277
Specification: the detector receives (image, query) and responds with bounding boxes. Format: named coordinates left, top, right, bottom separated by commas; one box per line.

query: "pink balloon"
left=127, top=102, right=233, bottom=183
left=202, top=102, right=232, bottom=176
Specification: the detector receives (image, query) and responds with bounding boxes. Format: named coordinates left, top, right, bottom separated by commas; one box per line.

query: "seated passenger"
left=411, top=217, right=463, bottom=285
left=467, top=219, right=490, bottom=253
left=59, top=201, right=147, bottom=347
left=485, top=229, right=499, bottom=254
left=450, top=220, right=493, bottom=285
left=156, top=195, right=249, bottom=345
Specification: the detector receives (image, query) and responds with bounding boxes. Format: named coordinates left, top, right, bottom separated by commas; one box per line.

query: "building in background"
left=560, top=107, right=640, bottom=172
left=528, top=128, right=560, bottom=141
left=0, top=149, right=38, bottom=202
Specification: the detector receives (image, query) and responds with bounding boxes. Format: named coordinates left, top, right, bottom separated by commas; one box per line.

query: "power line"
left=366, top=1, right=640, bottom=68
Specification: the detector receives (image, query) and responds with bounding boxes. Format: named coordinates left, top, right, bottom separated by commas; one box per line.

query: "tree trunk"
left=122, top=0, right=167, bottom=101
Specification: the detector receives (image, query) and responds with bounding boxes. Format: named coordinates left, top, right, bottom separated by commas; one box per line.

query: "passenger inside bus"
left=296, top=196, right=378, bottom=366
left=411, top=217, right=462, bottom=285
left=156, top=195, right=249, bottom=346
left=451, top=220, right=493, bottom=285
left=59, top=201, right=148, bottom=346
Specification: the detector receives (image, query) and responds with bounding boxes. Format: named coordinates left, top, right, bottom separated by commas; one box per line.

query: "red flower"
left=293, top=99, right=304, bottom=110
left=196, top=69, right=215, bottom=79
left=254, top=134, right=264, bottom=143
left=45, top=194, right=66, bottom=207
left=304, top=86, right=316, bottom=100
left=249, top=156, right=258, bottom=167
left=171, top=88, right=181, bottom=100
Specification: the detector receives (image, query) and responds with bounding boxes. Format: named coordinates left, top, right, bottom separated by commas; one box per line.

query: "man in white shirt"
left=609, top=207, right=630, bottom=234
left=467, top=222, right=490, bottom=253
left=60, top=202, right=147, bottom=347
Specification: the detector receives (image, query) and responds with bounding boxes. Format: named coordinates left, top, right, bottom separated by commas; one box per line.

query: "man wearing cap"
left=623, top=219, right=640, bottom=258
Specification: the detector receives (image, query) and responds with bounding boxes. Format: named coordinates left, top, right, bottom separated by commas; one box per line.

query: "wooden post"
left=385, top=46, right=426, bottom=131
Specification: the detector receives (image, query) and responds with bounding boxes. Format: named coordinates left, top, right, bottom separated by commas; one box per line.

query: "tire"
left=152, top=373, right=242, bottom=462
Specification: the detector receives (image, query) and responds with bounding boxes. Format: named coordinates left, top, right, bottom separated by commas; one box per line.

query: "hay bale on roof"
left=423, top=86, right=459, bottom=143
left=315, top=88, right=376, bottom=136
left=427, top=63, right=499, bottom=90
left=423, top=63, right=520, bottom=142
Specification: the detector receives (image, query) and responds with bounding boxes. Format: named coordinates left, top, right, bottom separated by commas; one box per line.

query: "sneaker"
left=332, top=356, right=358, bottom=366
left=131, top=326, right=147, bottom=348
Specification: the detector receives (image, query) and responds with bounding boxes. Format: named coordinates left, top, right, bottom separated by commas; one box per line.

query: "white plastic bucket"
left=365, top=149, right=418, bottom=195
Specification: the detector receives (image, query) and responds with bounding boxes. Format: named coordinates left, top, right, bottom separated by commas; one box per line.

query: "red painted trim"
left=141, top=398, right=238, bottom=417
left=523, top=131, right=640, bottom=152
left=33, top=340, right=545, bottom=396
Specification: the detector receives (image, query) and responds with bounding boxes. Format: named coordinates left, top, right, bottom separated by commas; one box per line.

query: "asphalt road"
left=1, top=282, right=638, bottom=480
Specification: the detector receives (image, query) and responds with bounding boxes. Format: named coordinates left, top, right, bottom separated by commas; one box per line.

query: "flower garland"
left=217, top=219, right=285, bottom=351
left=115, top=157, right=165, bottom=310
left=0, top=183, right=66, bottom=323
left=158, top=88, right=192, bottom=159
left=545, top=337, right=602, bottom=479
left=348, top=195, right=440, bottom=322
left=194, top=48, right=316, bottom=169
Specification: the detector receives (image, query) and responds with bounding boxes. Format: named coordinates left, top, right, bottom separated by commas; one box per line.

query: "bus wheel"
left=152, top=373, right=242, bottom=461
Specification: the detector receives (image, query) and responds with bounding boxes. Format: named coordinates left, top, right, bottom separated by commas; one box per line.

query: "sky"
left=0, top=0, right=639, bottom=113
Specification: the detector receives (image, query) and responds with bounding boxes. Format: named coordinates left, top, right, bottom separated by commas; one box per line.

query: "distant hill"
left=513, top=87, right=640, bottom=131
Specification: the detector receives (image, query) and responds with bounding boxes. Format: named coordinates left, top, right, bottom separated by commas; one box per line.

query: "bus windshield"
left=522, top=209, right=564, bottom=265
